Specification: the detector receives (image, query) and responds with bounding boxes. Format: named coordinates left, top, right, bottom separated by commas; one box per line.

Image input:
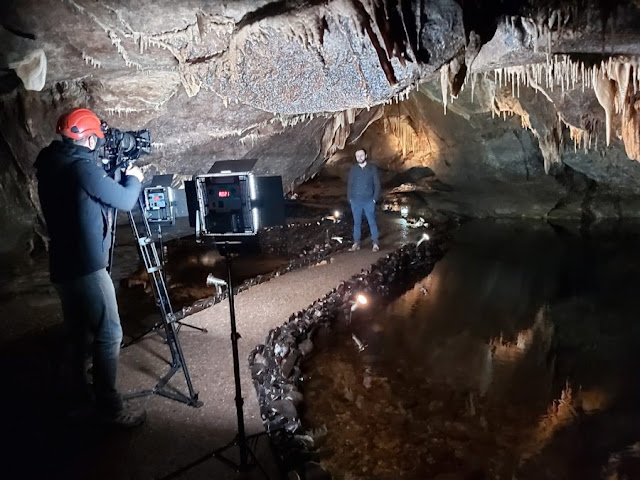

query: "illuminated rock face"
left=2, top=1, right=640, bottom=253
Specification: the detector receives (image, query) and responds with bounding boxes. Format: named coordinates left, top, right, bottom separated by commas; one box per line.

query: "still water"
left=303, top=221, right=640, bottom=480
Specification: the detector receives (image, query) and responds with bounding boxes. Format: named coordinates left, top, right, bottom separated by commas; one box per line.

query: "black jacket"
left=35, top=140, right=142, bottom=283
left=347, top=162, right=381, bottom=203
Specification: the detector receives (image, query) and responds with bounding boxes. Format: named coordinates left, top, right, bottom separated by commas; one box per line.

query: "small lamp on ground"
left=417, top=233, right=430, bottom=247
left=206, top=273, right=227, bottom=296
left=348, top=294, right=369, bottom=352
left=349, top=293, right=368, bottom=323
left=324, top=210, right=342, bottom=223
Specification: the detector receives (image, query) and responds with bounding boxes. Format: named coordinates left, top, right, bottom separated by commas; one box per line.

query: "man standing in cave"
left=34, top=108, right=146, bottom=428
left=347, top=148, right=381, bottom=252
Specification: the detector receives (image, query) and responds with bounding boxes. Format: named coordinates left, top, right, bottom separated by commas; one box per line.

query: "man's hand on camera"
left=125, top=165, right=144, bottom=183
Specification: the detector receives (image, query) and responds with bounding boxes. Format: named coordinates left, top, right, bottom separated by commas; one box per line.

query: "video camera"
left=99, top=121, right=151, bottom=174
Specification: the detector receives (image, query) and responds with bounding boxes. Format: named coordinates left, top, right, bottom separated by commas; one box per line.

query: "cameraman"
left=35, top=108, right=146, bottom=428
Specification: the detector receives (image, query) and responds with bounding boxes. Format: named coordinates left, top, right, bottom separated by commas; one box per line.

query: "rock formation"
left=2, top=1, right=640, bottom=256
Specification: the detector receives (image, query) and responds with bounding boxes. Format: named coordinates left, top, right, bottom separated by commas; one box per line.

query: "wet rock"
left=301, top=461, right=332, bottom=480
left=428, top=400, right=444, bottom=413
left=284, top=388, right=304, bottom=407
left=299, top=339, right=314, bottom=356
left=282, top=350, right=301, bottom=379
left=251, top=362, right=267, bottom=382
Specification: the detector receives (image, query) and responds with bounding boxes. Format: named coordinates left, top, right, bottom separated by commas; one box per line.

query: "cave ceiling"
left=1, top=0, right=640, bottom=188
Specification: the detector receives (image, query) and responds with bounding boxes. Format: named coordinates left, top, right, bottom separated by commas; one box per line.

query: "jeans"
left=350, top=199, right=379, bottom=244
left=55, top=268, right=123, bottom=414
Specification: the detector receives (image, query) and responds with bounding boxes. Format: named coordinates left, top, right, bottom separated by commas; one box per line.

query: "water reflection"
left=303, top=220, right=640, bottom=479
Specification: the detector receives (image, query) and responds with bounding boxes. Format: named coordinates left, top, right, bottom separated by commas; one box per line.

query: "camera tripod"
left=121, top=221, right=207, bottom=349
left=108, top=199, right=202, bottom=407
left=162, top=243, right=272, bottom=479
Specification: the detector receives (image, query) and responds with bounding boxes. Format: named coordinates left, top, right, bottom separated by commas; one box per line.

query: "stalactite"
left=105, top=106, right=141, bottom=116
left=593, top=67, right=617, bottom=147
left=473, top=55, right=640, bottom=160
left=384, top=114, right=427, bottom=158
left=81, top=51, right=102, bottom=69
left=440, top=64, right=449, bottom=115
left=568, top=125, right=591, bottom=153
left=614, top=62, right=631, bottom=115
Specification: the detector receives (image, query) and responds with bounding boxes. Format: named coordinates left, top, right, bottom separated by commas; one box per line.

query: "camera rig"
left=99, top=121, right=151, bottom=174
left=99, top=123, right=201, bottom=408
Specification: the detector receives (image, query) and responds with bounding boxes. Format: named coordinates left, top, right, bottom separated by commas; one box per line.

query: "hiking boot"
left=372, top=243, right=380, bottom=252
left=100, top=405, right=147, bottom=429
left=349, top=243, right=360, bottom=251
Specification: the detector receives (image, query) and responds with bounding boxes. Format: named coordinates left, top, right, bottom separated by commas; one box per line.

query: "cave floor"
left=0, top=200, right=407, bottom=479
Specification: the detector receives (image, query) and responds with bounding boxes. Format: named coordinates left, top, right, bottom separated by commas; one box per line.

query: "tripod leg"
left=175, top=321, right=208, bottom=333
left=124, top=207, right=201, bottom=406
left=245, top=441, right=271, bottom=478
left=160, top=304, right=200, bottom=402
left=121, top=320, right=164, bottom=348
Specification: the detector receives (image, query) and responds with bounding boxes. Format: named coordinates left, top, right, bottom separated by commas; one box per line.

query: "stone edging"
left=248, top=233, right=450, bottom=475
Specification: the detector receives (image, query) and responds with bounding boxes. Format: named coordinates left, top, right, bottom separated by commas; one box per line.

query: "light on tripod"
left=400, top=206, right=409, bottom=217
left=417, top=233, right=430, bottom=246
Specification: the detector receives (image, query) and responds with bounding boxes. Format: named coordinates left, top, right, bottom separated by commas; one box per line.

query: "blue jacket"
left=347, top=162, right=381, bottom=203
left=35, top=140, right=142, bottom=283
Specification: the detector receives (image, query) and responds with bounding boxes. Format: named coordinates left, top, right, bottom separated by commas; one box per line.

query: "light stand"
left=161, top=242, right=271, bottom=480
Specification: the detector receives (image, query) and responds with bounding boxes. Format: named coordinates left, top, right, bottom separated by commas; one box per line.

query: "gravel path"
left=75, top=247, right=388, bottom=480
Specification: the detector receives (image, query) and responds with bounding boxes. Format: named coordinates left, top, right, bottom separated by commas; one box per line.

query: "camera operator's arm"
left=76, top=161, right=142, bottom=211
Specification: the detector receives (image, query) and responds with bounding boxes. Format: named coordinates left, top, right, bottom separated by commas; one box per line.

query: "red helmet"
left=56, top=108, right=105, bottom=140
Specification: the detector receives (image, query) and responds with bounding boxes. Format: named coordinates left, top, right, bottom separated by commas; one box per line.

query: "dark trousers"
left=350, top=199, right=379, bottom=244
left=55, top=268, right=123, bottom=414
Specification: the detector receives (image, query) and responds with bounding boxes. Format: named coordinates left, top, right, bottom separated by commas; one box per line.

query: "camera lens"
left=120, top=132, right=137, bottom=153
